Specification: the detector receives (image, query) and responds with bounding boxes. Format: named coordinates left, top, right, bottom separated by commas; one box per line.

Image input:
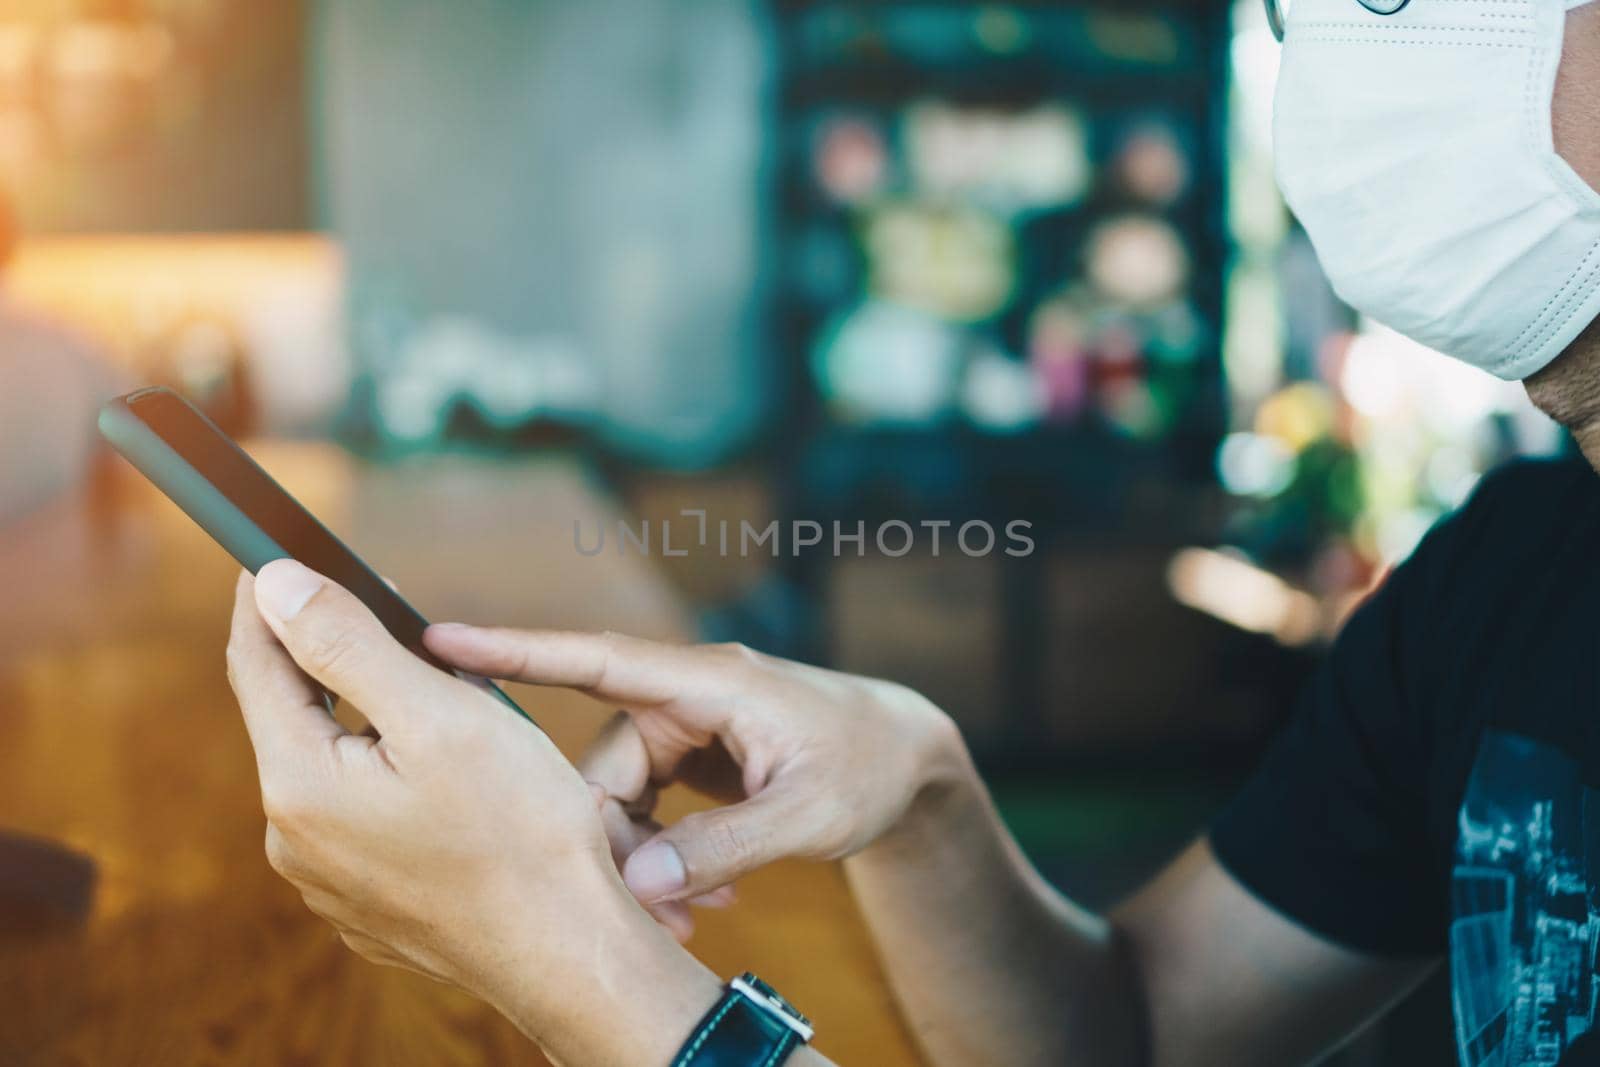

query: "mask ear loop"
left=1267, top=0, right=1414, bottom=43
left=1266, top=0, right=1288, bottom=42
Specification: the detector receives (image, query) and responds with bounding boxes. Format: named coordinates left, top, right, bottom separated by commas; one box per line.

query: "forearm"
left=844, top=755, right=1145, bottom=1067
left=486, top=885, right=837, bottom=1067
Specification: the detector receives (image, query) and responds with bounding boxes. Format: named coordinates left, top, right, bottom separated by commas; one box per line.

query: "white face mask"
left=1273, top=0, right=1600, bottom=380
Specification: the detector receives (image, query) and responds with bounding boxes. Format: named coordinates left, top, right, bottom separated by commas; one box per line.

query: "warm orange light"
left=8, top=234, right=349, bottom=429
left=1166, top=546, right=1322, bottom=646
left=49, top=21, right=174, bottom=82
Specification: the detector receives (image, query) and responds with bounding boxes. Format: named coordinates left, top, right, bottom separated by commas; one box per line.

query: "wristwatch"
left=671, top=973, right=813, bottom=1067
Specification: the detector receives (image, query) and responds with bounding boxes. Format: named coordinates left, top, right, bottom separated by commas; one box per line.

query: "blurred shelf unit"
left=761, top=2, right=1269, bottom=766
left=771, top=0, right=1233, bottom=518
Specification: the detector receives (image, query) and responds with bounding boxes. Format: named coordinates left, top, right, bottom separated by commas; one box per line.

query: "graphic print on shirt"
left=1453, top=730, right=1600, bottom=1067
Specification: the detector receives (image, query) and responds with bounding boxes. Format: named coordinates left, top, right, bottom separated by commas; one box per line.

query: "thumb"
left=621, top=785, right=815, bottom=903
left=254, top=559, right=464, bottom=738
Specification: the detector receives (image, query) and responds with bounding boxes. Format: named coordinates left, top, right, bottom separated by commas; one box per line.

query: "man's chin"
left=1524, top=315, right=1600, bottom=467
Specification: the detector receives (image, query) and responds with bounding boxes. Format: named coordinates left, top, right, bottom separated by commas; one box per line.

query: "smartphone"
left=98, top=386, right=536, bottom=726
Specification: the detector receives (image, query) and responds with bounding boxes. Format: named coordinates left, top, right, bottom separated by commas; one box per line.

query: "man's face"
left=1555, top=4, right=1600, bottom=194
left=1274, top=1, right=1600, bottom=386
left=1521, top=5, right=1600, bottom=468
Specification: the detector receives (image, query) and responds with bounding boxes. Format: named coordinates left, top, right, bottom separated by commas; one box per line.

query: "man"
left=224, top=0, right=1600, bottom=1064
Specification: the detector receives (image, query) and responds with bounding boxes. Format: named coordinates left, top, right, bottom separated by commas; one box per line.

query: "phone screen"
left=110, top=388, right=532, bottom=723
left=126, top=387, right=435, bottom=652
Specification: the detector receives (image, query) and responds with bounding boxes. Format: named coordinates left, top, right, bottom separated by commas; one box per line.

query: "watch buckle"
left=730, top=976, right=815, bottom=1043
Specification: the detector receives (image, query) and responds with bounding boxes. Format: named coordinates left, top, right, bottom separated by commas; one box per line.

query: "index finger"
left=422, top=627, right=732, bottom=712
left=227, top=571, right=347, bottom=766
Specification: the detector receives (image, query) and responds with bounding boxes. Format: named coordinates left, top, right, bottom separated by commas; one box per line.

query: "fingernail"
left=691, top=886, right=737, bottom=909
left=624, top=842, right=686, bottom=902
left=256, top=559, right=323, bottom=621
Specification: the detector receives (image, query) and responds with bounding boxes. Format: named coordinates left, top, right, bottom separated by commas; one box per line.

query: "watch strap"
left=672, top=974, right=810, bottom=1067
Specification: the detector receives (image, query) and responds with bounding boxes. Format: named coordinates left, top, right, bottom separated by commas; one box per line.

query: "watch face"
left=1356, top=0, right=1411, bottom=13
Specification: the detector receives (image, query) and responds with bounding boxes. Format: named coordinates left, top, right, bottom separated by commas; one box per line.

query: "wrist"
left=486, top=868, right=723, bottom=1066
left=899, top=699, right=979, bottom=829
left=863, top=720, right=986, bottom=864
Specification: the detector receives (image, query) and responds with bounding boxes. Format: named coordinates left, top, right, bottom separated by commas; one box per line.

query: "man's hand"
left=226, top=561, right=724, bottom=1066
left=422, top=625, right=970, bottom=938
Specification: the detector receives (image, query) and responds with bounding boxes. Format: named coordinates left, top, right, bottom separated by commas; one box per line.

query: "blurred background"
left=0, top=0, right=1568, bottom=1062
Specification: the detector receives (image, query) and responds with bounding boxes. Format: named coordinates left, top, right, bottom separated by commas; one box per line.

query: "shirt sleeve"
left=1209, top=496, right=1475, bottom=957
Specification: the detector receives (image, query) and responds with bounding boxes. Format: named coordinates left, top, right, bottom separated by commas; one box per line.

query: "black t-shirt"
left=1211, top=455, right=1600, bottom=1067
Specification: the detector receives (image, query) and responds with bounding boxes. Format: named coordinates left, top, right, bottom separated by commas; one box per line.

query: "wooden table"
left=0, top=442, right=921, bottom=1066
